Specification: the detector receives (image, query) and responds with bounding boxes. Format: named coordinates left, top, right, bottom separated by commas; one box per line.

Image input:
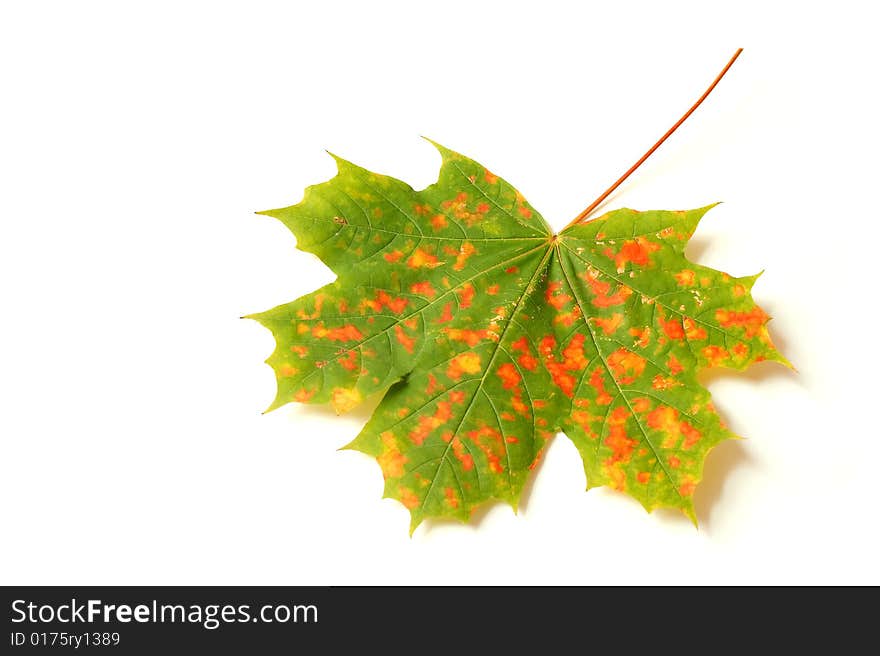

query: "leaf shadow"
left=692, top=439, right=754, bottom=532
left=683, top=236, right=712, bottom=263
left=655, top=344, right=797, bottom=533
left=650, top=439, right=754, bottom=533
left=698, top=356, right=797, bottom=389
left=516, top=435, right=553, bottom=513
left=279, top=313, right=797, bottom=537
left=281, top=390, right=547, bottom=537
left=416, top=503, right=498, bottom=537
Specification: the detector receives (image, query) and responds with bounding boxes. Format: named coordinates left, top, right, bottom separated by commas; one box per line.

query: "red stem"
left=563, top=48, right=744, bottom=231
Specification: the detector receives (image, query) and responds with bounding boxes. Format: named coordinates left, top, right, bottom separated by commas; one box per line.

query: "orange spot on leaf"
left=312, top=323, right=364, bottom=342
left=652, top=374, right=681, bottom=390
left=612, top=237, right=661, bottom=271
left=457, top=283, right=475, bottom=309
left=409, top=401, right=453, bottom=445
left=449, top=390, right=466, bottom=404
left=660, top=317, right=685, bottom=341
left=594, top=313, right=624, bottom=335
left=362, top=290, right=408, bottom=314
left=715, top=308, right=769, bottom=338
left=681, top=421, right=701, bottom=449
left=452, top=242, right=477, bottom=271
left=467, top=426, right=505, bottom=474
left=607, top=348, right=646, bottom=384
left=441, top=192, right=487, bottom=226
left=339, top=350, right=359, bottom=371
left=399, top=486, right=420, bottom=509
left=407, top=248, right=440, bottom=269
left=545, top=280, right=572, bottom=309
left=702, top=345, right=729, bottom=367
left=394, top=325, right=416, bottom=353
left=451, top=437, right=473, bottom=471
left=647, top=406, right=680, bottom=448
left=675, top=269, right=696, bottom=287
left=378, top=431, right=407, bottom=479
left=589, top=368, right=613, bottom=405
left=605, top=407, right=635, bottom=464
left=540, top=334, right=588, bottom=397
left=436, top=302, right=454, bottom=324
left=496, top=362, right=521, bottom=390
left=444, top=327, right=497, bottom=346
left=293, top=388, right=316, bottom=402
left=410, top=281, right=436, bottom=298
left=444, top=487, right=459, bottom=509
left=683, top=317, right=707, bottom=340
left=582, top=269, right=632, bottom=307
left=278, top=363, right=298, bottom=377
left=512, top=336, right=539, bottom=371
left=629, top=326, right=651, bottom=348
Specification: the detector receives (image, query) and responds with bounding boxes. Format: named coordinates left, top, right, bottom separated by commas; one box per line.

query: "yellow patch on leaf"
left=447, top=352, right=482, bottom=380
left=377, top=432, right=407, bottom=479
left=407, top=248, right=440, bottom=269
left=278, top=363, right=299, bottom=377
left=331, top=387, right=361, bottom=413
left=452, top=241, right=477, bottom=271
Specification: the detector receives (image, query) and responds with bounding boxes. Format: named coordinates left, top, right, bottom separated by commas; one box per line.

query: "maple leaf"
left=249, top=139, right=787, bottom=530
left=248, top=50, right=789, bottom=530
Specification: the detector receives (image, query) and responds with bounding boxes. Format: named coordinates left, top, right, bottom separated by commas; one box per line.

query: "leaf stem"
left=562, top=48, right=743, bottom=231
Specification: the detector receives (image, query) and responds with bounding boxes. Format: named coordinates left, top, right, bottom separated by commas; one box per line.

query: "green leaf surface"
left=249, top=142, right=788, bottom=531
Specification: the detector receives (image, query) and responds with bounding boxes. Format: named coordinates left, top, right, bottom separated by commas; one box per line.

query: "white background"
left=2, top=1, right=877, bottom=585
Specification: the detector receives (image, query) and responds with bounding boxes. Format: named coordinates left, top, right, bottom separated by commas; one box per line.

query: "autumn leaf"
left=248, top=50, right=789, bottom=530
left=248, top=137, right=787, bottom=530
